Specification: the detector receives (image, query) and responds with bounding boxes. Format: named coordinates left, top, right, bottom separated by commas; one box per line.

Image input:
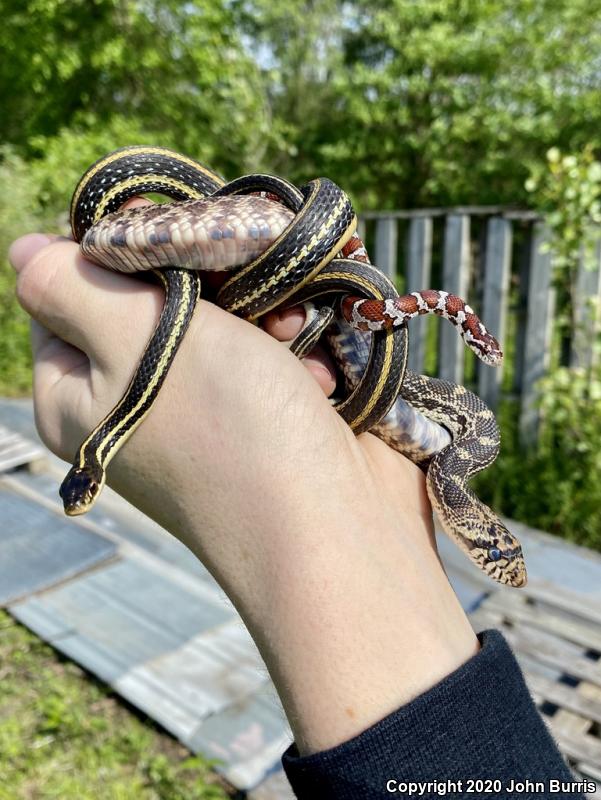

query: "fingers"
left=10, top=197, right=158, bottom=371
left=10, top=219, right=337, bottom=403
left=29, top=319, right=94, bottom=460
left=30, top=319, right=88, bottom=392
left=263, top=307, right=337, bottom=396
left=8, top=233, right=56, bottom=266
left=10, top=230, right=166, bottom=458
left=11, top=233, right=163, bottom=373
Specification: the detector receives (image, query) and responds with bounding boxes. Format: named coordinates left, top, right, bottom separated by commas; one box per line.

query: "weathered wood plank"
left=554, top=683, right=601, bottom=776
left=405, top=217, right=433, bottom=373
left=483, top=620, right=601, bottom=686
left=525, top=673, right=601, bottom=725
left=356, top=217, right=366, bottom=244
left=474, top=599, right=601, bottom=771
left=361, top=206, right=540, bottom=221
left=482, top=592, right=601, bottom=652
left=374, top=218, right=398, bottom=282
left=479, top=218, right=512, bottom=410
left=523, top=584, right=601, bottom=630
left=439, top=215, right=471, bottom=382
left=546, top=719, right=601, bottom=766
left=512, top=230, right=531, bottom=394
left=518, top=223, right=555, bottom=444
left=570, top=238, right=601, bottom=371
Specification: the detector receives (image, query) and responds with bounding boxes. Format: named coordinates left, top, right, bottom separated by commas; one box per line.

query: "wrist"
left=220, top=501, right=477, bottom=755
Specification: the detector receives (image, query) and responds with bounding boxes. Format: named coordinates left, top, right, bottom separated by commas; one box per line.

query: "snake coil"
left=61, top=145, right=527, bottom=588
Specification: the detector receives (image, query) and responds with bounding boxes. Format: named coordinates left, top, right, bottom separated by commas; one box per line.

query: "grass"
left=0, top=610, right=234, bottom=800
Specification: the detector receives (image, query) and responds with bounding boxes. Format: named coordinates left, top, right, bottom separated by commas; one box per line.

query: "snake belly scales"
left=62, top=145, right=527, bottom=588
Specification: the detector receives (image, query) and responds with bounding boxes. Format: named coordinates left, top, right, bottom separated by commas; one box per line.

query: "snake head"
left=473, top=521, right=528, bottom=587
left=59, top=466, right=105, bottom=516
left=454, top=517, right=527, bottom=588
left=484, top=542, right=527, bottom=587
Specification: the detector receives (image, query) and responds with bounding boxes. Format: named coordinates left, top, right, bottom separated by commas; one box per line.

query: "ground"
left=0, top=610, right=235, bottom=800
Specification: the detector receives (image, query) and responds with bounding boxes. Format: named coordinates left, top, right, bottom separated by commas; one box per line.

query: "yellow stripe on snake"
left=61, top=145, right=527, bottom=588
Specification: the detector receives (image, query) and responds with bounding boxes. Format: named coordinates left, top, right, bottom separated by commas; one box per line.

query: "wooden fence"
left=357, top=207, right=601, bottom=445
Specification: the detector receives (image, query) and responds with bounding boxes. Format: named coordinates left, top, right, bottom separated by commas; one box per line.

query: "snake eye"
left=488, top=547, right=502, bottom=562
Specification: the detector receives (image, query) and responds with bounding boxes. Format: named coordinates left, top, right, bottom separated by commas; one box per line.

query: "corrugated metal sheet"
left=248, top=770, right=296, bottom=800
left=0, top=488, right=116, bottom=605
left=186, top=688, right=292, bottom=788
left=10, top=547, right=284, bottom=789
left=4, top=402, right=601, bottom=798
left=0, top=423, right=45, bottom=472
left=14, top=466, right=218, bottom=585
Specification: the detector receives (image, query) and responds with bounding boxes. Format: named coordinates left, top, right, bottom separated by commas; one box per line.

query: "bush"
left=477, top=368, right=601, bottom=550
left=0, top=148, right=46, bottom=395
left=0, top=118, right=170, bottom=395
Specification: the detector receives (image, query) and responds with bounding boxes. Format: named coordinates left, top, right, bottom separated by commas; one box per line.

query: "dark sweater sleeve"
left=282, top=630, right=585, bottom=799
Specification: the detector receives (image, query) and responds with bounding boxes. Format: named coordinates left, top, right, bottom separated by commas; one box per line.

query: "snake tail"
left=59, top=269, right=200, bottom=515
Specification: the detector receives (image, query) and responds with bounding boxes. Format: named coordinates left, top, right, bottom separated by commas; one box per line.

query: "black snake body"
left=61, top=145, right=527, bottom=588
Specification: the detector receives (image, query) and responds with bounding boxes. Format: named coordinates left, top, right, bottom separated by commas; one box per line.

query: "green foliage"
left=4, top=0, right=601, bottom=204
left=526, top=146, right=601, bottom=276
left=0, top=148, right=48, bottom=395
left=29, top=116, right=176, bottom=214
left=0, top=0, right=270, bottom=176
left=478, top=369, right=601, bottom=549
left=526, top=146, right=601, bottom=356
left=233, top=0, right=345, bottom=178
left=143, top=755, right=227, bottom=800
left=245, top=0, right=601, bottom=209
left=2, top=0, right=601, bottom=548
left=0, top=610, right=230, bottom=799
left=474, top=145, right=601, bottom=550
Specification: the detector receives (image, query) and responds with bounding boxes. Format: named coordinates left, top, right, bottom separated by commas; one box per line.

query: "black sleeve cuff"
left=282, top=629, right=579, bottom=799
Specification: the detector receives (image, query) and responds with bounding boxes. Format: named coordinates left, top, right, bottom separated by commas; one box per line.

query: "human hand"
left=10, top=224, right=477, bottom=754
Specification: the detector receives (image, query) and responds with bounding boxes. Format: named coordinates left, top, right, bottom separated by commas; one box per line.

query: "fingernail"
left=121, top=196, right=153, bottom=210
left=277, top=306, right=305, bottom=322
left=8, top=234, right=53, bottom=273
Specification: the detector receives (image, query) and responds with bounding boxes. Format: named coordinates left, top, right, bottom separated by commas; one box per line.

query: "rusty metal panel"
left=0, top=489, right=116, bottom=605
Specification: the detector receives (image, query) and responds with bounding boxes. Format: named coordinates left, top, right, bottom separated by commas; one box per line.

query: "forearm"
left=243, top=498, right=478, bottom=756
left=282, top=630, right=583, bottom=800
left=11, top=232, right=478, bottom=759
left=113, top=403, right=477, bottom=756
